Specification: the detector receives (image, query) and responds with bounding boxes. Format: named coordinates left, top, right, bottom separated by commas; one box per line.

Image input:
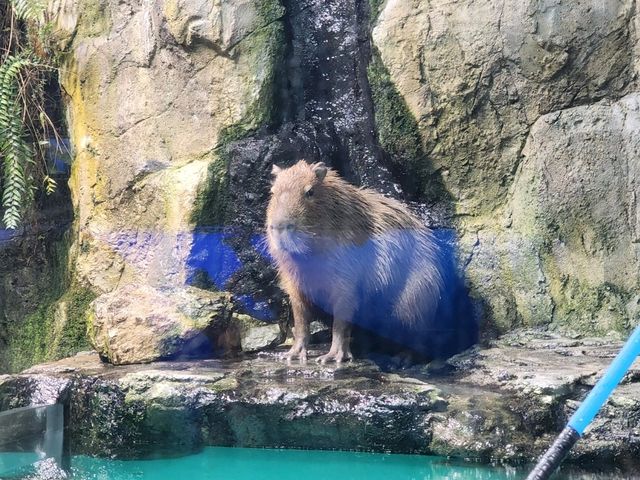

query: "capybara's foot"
left=282, top=343, right=308, bottom=365
left=316, top=347, right=353, bottom=365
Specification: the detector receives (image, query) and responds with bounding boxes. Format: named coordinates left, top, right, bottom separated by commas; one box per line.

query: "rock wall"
left=41, top=0, right=289, bottom=362
left=372, top=0, right=640, bottom=335
left=52, top=0, right=284, bottom=292
left=30, top=0, right=640, bottom=366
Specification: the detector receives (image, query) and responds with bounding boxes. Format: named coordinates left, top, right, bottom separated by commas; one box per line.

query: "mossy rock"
left=367, top=49, right=452, bottom=209
left=3, top=285, right=96, bottom=373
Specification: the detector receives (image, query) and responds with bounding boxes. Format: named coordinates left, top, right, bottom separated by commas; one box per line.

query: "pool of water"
left=0, top=453, right=42, bottom=478
left=70, top=448, right=522, bottom=480
left=2, top=447, right=633, bottom=480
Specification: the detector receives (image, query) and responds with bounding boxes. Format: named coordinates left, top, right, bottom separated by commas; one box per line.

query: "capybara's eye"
left=305, top=187, right=314, bottom=198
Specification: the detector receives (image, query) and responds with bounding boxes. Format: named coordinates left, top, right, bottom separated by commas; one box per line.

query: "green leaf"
left=0, top=52, right=38, bottom=229
left=10, top=0, right=46, bottom=21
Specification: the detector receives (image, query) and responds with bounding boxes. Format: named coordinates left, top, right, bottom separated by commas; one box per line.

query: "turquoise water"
left=0, top=452, right=42, bottom=478
left=1, top=447, right=630, bottom=480
left=70, top=448, right=519, bottom=480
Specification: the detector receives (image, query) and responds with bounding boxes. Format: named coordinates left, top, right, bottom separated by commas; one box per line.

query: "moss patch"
left=191, top=152, right=230, bottom=228
left=368, top=51, right=424, bottom=172
left=192, top=16, right=285, bottom=228
left=76, top=0, right=112, bottom=38
left=549, top=277, right=632, bottom=336
left=220, top=21, right=286, bottom=145
left=368, top=0, right=385, bottom=25
left=4, top=285, right=97, bottom=373
left=367, top=49, right=449, bottom=204
left=0, top=222, right=97, bottom=373
left=256, top=0, right=286, bottom=26
left=51, top=287, right=97, bottom=356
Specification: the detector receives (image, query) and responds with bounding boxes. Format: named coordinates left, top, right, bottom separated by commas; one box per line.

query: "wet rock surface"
left=88, top=285, right=235, bottom=365
left=1, top=329, right=638, bottom=473
left=207, top=0, right=411, bottom=321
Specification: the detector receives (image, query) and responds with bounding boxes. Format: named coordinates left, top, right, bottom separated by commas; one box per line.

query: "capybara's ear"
left=271, top=164, right=282, bottom=176
left=313, top=162, right=327, bottom=182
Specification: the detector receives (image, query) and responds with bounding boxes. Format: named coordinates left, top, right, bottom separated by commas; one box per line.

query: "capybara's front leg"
left=316, top=318, right=353, bottom=364
left=284, top=291, right=311, bottom=364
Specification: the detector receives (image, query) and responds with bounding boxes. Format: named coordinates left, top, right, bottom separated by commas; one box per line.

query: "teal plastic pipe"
left=526, top=325, right=640, bottom=480
left=569, top=325, right=640, bottom=434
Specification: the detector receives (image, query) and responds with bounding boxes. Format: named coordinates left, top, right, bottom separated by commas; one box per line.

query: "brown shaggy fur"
left=266, top=160, right=444, bottom=364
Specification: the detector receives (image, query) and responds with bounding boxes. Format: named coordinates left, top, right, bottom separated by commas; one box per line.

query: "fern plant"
left=0, top=0, right=59, bottom=229
left=0, top=52, right=38, bottom=229
left=10, top=0, right=45, bottom=21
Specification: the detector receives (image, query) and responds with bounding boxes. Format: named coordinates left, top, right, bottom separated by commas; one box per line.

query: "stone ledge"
left=0, top=329, right=638, bottom=473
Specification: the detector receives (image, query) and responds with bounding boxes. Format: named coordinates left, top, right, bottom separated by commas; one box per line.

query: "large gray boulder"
left=87, top=285, right=286, bottom=364
left=372, top=0, right=640, bottom=334
left=506, top=94, right=640, bottom=332
left=372, top=0, right=635, bottom=215
left=50, top=0, right=284, bottom=292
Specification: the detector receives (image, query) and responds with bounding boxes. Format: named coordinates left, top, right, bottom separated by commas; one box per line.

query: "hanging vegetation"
left=0, top=0, right=62, bottom=229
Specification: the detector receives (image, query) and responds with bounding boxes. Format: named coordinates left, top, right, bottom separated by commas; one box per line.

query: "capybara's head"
left=266, top=160, right=329, bottom=255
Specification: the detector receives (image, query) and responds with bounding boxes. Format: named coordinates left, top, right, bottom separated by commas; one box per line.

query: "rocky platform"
left=0, top=330, right=638, bottom=474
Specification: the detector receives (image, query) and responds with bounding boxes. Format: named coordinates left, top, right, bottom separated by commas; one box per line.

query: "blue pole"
left=526, top=325, right=640, bottom=480
left=568, top=325, right=640, bottom=435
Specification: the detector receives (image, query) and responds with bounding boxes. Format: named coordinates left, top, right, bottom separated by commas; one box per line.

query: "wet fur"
left=267, top=160, right=447, bottom=361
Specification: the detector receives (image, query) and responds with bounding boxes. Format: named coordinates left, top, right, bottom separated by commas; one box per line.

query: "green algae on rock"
left=367, top=51, right=433, bottom=201
left=0, top=207, right=96, bottom=373
left=3, top=285, right=96, bottom=374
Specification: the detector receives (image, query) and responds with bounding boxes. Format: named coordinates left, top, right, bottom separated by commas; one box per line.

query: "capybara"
left=266, top=160, right=475, bottom=364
